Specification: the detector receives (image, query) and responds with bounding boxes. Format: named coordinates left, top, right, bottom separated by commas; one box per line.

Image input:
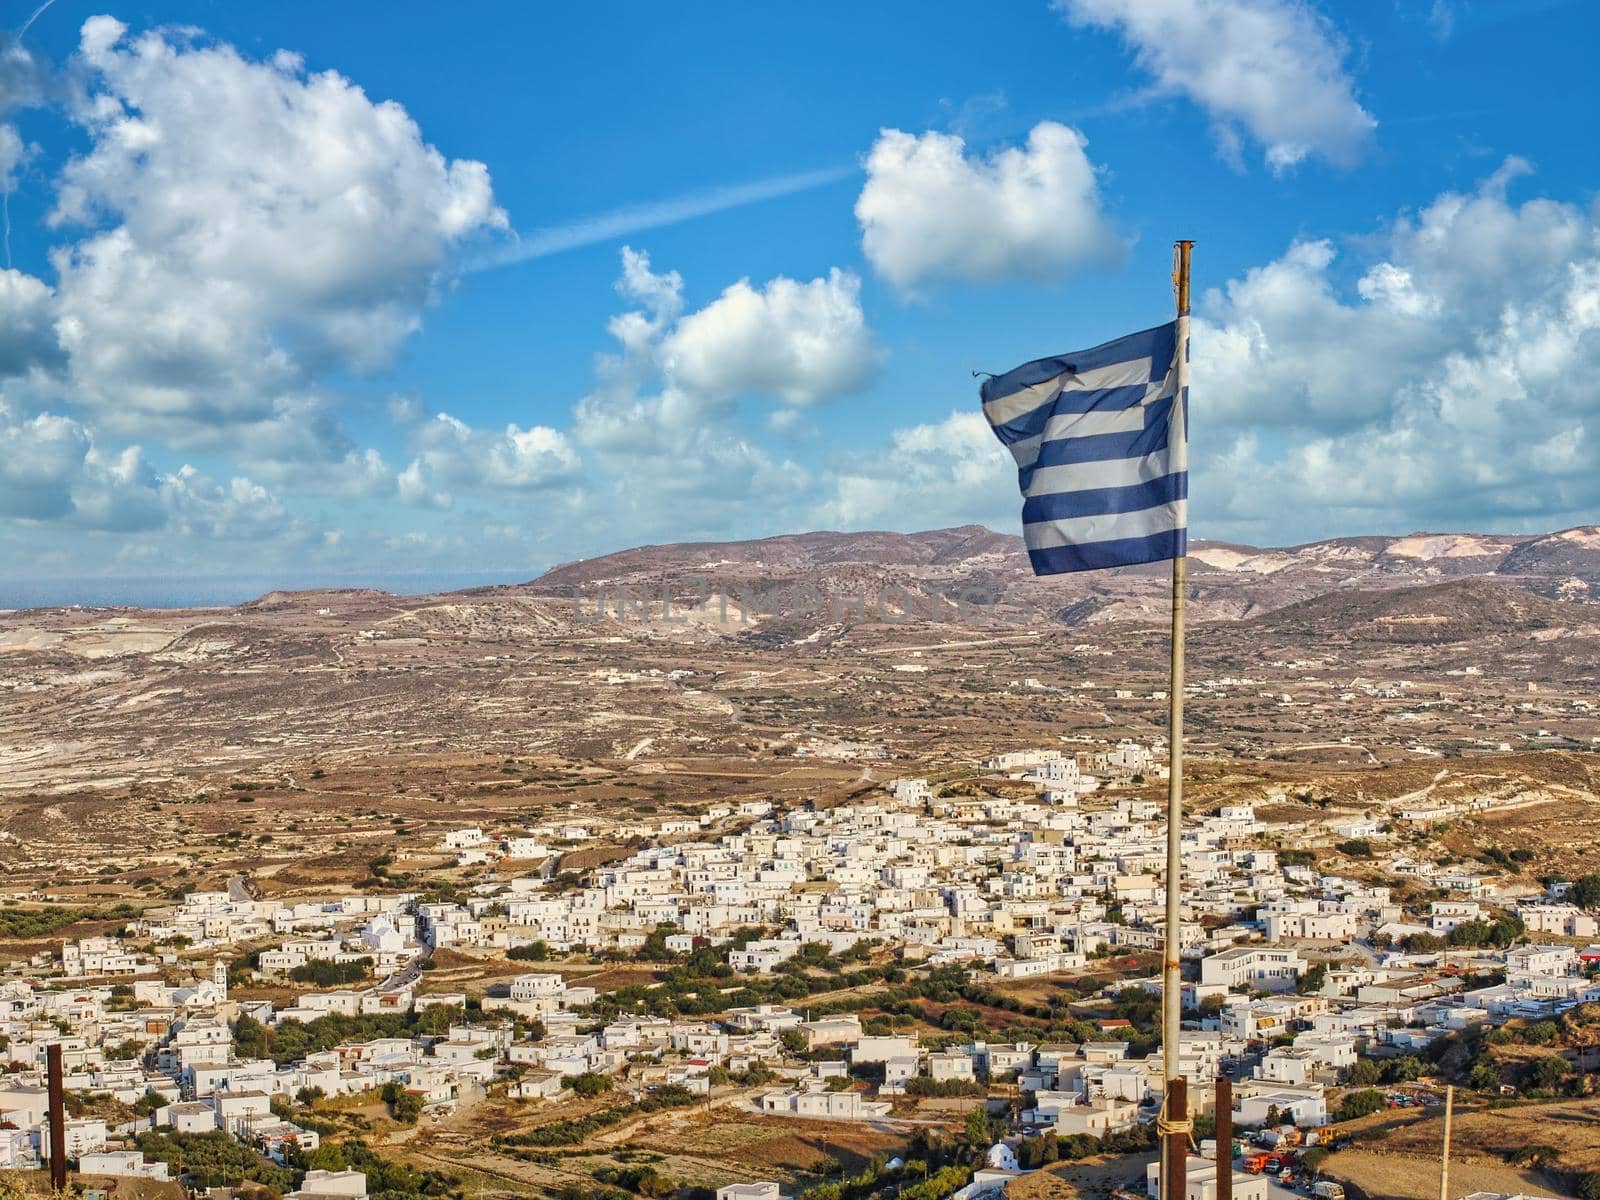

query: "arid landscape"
left=3, top=524, right=1600, bottom=1200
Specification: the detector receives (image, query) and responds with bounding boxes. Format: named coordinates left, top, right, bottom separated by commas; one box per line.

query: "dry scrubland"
left=2, top=526, right=1600, bottom=1197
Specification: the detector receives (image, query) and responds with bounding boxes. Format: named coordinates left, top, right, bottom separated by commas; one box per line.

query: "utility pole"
left=1216, top=1076, right=1233, bottom=1200
left=48, top=1042, right=67, bottom=1193
left=1439, top=1086, right=1455, bottom=1200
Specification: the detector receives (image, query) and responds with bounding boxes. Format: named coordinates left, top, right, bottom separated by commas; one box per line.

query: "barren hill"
left=518, top=524, right=1600, bottom=628
left=1249, top=576, right=1600, bottom=643
left=1, top=522, right=1597, bottom=795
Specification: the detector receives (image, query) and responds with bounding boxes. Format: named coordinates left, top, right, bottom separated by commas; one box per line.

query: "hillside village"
left=4, top=738, right=1599, bottom=1200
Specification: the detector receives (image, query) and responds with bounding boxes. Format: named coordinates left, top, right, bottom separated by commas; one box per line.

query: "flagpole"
left=1161, top=239, right=1193, bottom=1200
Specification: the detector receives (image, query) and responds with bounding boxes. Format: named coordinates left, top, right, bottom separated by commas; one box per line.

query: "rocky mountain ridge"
left=516, top=523, right=1600, bottom=628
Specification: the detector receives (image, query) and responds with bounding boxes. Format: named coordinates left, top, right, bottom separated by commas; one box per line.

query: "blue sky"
left=1, top=0, right=1597, bottom=594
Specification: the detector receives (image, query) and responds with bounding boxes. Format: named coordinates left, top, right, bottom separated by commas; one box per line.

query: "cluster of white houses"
left=3, top=746, right=1599, bottom=1187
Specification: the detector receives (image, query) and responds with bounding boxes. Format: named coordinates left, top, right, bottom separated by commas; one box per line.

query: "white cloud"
left=0, top=406, right=96, bottom=522
left=0, top=402, right=164, bottom=528
left=299, top=448, right=395, bottom=498
left=397, top=458, right=452, bottom=511
left=1056, top=0, right=1376, bottom=171
left=822, top=162, right=1600, bottom=547
left=159, top=465, right=295, bottom=541
left=1191, top=161, right=1600, bottom=540
left=559, top=248, right=834, bottom=542
left=814, top=410, right=1013, bottom=530
left=575, top=247, right=878, bottom=452
left=1427, top=0, right=1455, bottom=41
left=855, top=122, right=1123, bottom=291
left=1191, top=237, right=1449, bottom=428
left=666, top=269, right=880, bottom=405
left=0, top=267, right=61, bottom=377
left=0, top=122, right=23, bottom=193
left=0, top=37, right=44, bottom=192
left=410, top=412, right=582, bottom=492
left=0, top=401, right=301, bottom=538
left=47, top=16, right=507, bottom=441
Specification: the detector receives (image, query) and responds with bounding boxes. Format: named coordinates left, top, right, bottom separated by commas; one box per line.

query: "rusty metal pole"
left=1216, top=1076, right=1233, bottom=1200
left=1166, top=1075, right=1188, bottom=1200
left=47, top=1041, right=67, bottom=1192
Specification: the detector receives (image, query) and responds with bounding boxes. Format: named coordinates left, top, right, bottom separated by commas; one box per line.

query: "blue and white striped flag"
left=980, top=320, right=1187, bottom=576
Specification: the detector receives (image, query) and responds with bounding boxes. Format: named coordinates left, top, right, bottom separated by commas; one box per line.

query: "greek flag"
left=980, top=319, right=1187, bottom=575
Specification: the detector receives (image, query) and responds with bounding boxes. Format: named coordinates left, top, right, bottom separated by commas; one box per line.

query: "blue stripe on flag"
left=1021, top=471, right=1187, bottom=524
left=1026, top=528, right=1188, bottom=575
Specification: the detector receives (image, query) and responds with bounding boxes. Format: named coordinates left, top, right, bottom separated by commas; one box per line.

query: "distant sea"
left=0, top=570, right=539, bottom=611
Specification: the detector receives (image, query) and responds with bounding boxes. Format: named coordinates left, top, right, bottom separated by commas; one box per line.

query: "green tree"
left=1467, top=1058, right=1502, bottom=1091
left=1568, top=874, right=1600, bottom=911
left=1346, top=1058, right=1382, bottom=1086
left=1297, top=963, right=1329, bottom=995
left=307, top=1143, right=348, bottom=1171
left=289, top=958, right=374, bottom=986
left=1402, top=932, right=1446, bottom=953
left=233, top=1013, right=269, bottom=1059
left=568, top=1072, right=615, bottom=1097
left=1335, top=1089, right=1385, bottom=1121
left=1524, top=1020, right=1560, bottom=1045
left=964, top=1107, right=991, bottom=1147
left=1525, top=1054, right=1570, bottom=1093
left=1383, top=1056, right=1424, bottom=1083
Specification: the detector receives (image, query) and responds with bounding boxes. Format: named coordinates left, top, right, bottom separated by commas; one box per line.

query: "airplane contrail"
left=464, top=164, right=855, bottom=274
left=5, top=0, right=57, bottom=268
left=16, top=0, right=58, bottom=40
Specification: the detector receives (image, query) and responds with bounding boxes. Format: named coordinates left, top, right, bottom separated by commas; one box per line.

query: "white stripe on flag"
left=1024, top=500, right=1187, bottom=550
left=1039, top=405, right=1149, bottom=441
left=1022, top=450, right=1177, bottom=497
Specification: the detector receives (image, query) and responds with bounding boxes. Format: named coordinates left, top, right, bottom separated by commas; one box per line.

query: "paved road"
left=379, top=946, right=430, bottom=991
left=227, top=874, right=256, bottom=902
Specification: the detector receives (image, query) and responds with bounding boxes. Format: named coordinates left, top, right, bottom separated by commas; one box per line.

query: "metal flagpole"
left=1161, top=240, right=1193, bottom=1200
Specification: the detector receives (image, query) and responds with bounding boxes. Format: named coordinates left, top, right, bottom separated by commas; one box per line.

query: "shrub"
left=567, top=1072, right=615, bottom=1097
left=1335, top=1089, right=1385, bottom=1121
left=903, top=1078, right=986, bottom=1098
left=289, top=958, right=374, bottom=986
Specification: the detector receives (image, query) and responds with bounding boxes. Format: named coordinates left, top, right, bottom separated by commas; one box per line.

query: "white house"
left=1147, top=1156, right=1267, bottom=1200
